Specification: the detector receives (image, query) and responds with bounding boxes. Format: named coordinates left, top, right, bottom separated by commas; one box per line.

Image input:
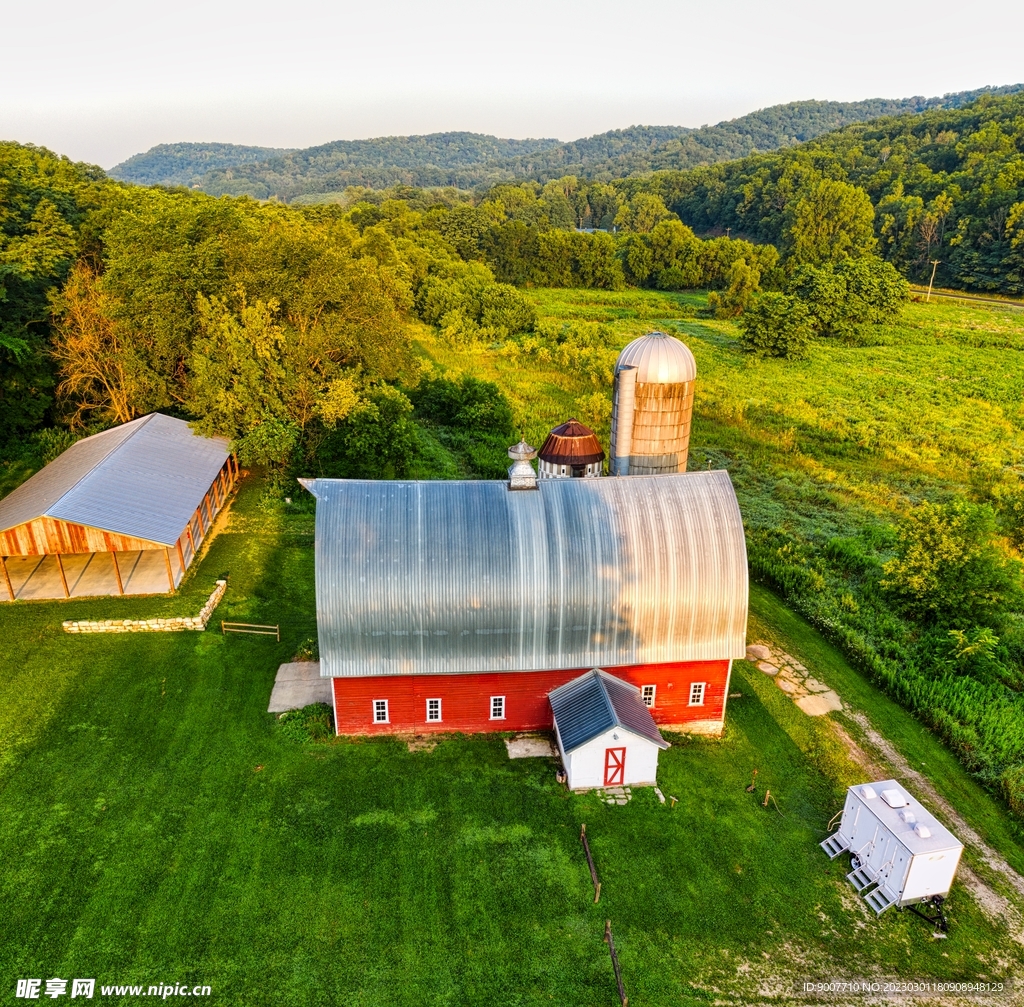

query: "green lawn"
left=1, top=478, right=1022, bottom=1006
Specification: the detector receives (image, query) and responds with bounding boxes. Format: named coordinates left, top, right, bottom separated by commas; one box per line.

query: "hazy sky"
left=2, top=0, right=1021, bottom=169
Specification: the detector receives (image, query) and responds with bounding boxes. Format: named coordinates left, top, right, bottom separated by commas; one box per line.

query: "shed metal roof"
left=0, top=413, right=230, bottom=547
left=302, top=469, right=748, bottom=678
left=549, top=669, right=669, bottom=753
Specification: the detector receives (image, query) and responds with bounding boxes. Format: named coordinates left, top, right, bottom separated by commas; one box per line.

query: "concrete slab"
left=505, top=734, right=557, bottom=758
left=1, top=550, right=182, bottom=602
left=795, top=691, right=843, bottom=716
left=268, top=661, right=332, bottom=713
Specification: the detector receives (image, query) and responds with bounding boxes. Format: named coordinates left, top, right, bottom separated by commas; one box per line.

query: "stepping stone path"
left=744, top=643, right=844, bottom=717
left=598, top=786, right=632, bottom=805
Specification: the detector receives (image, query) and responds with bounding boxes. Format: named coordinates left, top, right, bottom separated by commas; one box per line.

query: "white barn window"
left=373, top=699, right=389, bottom=723
left=689, top=682, right=705, bottom=707
left=490, top=696, right=505, bottom=720
left=426, top=698, right=441, bottom=722
left=641, top=685, right=656, bottom=708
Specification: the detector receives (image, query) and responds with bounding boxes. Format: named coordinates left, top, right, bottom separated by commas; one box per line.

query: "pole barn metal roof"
left=0, top=413, right=230, bottom=547
left=302, top=469, right=749, bottom=678
left=549, top=669, right=669, bottom=753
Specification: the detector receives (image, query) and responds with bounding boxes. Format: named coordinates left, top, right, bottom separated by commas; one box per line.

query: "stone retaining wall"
left=63, top=580, right=227, bottom=634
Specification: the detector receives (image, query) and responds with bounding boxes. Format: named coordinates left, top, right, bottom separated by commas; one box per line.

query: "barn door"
left=604, top=747, right=626, bottom=786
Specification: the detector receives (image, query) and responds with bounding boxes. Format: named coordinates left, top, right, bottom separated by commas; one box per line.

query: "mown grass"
left=2, top=477, right=1024, bottom=1006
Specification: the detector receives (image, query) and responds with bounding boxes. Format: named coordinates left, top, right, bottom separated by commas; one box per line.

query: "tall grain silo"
left=609, top=331, right=696, bottom=476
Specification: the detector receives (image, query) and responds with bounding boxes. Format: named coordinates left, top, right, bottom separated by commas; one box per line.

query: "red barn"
left=300, top=466, right=748, bottom=738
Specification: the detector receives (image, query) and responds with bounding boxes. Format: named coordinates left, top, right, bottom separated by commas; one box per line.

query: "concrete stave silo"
left=609, top=331, right=696, bottom=476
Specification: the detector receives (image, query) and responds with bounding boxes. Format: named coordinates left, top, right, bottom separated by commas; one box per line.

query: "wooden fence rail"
left=580, top=823, right=601, bottom=903
left=604, top=919, right=628, bottom=1006
left=221, top=621, right=280, bottom=641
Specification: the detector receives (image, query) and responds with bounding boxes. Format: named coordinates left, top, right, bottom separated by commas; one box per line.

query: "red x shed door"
left=604, top=747, right=626, bottom=786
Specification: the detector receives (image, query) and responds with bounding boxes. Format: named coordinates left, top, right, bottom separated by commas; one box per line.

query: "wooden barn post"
left=164, top=548, right=175, bottom=592
left=176, top=539, right=186, bottom=577
left=110, top=551, right=124, bottom=595
left=0, top=555, right=14, bottom=601
left=203, top=493, right=213, bottom=529
left=185, top=522, right=196, bottom=563
left=55, top=553, right=70, bottom=598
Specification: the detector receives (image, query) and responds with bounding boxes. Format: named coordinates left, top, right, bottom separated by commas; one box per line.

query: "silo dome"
left=537, top=419, right=605, bottom=479
left=610, top=331, right=696, bottom=476
left=615, top=331, right=697, bottom=384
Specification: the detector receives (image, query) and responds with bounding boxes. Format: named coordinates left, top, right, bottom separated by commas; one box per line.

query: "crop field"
left=1, top=474, right=1024, bottom=1006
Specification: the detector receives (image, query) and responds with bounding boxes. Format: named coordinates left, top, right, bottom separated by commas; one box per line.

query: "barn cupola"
left=507, top=440, right=538, bottom=490
left=610, top=331, right=697, bottom=476
left=537, top=419, right=605, bottom=479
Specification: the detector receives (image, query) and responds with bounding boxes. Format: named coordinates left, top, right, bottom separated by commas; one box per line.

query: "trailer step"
left=864, top=887, right=897, bottom=915
left=820, top=833, right=850, bottom=859
left=847, top=866, right=877, bottom=892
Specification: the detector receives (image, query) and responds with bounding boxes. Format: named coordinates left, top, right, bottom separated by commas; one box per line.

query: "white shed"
left=821, top=780, right=963, bottom=917
left=549, top=670, right=670, bottom=790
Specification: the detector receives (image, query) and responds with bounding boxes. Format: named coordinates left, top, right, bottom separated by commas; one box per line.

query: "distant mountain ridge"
left=108, top=83, right=1024, bottom=200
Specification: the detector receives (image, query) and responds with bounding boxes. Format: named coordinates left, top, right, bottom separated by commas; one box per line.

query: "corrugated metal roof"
left=549, top=669, right=668, bottom=753
left=616, top=331, right=696, bottom=383
left=0, top=414, right=230, bottom=547
left=304, top=469, right=748, bottom=678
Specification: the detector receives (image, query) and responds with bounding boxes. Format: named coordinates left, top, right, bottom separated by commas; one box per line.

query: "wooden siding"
left=0, top=518, right=159, bottom=556
left=331, top=660, right=730, bottom=736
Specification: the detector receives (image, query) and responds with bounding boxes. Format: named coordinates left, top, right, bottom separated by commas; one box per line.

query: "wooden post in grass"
left=0, top=555, right=14, bottom=601
left=110, top=551, right=124, bottom=596
left=580, top=824, right=601, bottom=903
left=55, top=553, right=70, bottom=598
left=926, top=260, right=940, bottom=302
left=604, top=920, right=627, bottom=1006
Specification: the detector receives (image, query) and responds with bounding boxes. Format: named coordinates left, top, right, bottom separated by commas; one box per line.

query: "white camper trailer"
left=820, top=780, right=963, bottom=920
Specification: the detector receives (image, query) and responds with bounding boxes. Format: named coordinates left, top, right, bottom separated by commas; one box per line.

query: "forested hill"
left=107, top=85, right=1023, bottom=200
left=109, top=133, right=563, bottom=195
left=498, top=85, right=1024, bottom=182
left=110, top=142, right=295, bottom=188
left=635, top=91, right=1024, bottom=293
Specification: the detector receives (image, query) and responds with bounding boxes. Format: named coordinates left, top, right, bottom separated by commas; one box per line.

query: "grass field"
left=2, top=477, right=1024, bottom=1007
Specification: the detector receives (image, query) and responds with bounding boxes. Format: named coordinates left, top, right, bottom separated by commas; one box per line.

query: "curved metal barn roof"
left=615, top=331, right=697, bottom=384
left=0, top=413, right=230, bottom=547
left=302, top=470, right=748, bottom=678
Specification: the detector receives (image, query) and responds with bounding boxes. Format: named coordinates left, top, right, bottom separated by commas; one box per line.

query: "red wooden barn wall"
left=331, top=660, right=730, bottom=736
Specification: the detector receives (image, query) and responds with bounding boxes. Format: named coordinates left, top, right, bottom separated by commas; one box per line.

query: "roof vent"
left=881, top=789, right=907, bottom=808
left=900, top=809, right=917, bottom=825
left=914, top=824, right=932, bottom=839
left=860, top=786, right=877, bottom=800
left=507, top=440, right=538, bottom=491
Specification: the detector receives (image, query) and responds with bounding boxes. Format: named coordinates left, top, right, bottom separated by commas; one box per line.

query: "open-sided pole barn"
left=0, top=414, right=236, bottom=602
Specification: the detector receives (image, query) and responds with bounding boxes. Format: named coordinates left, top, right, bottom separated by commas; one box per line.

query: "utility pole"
left=926, top=260, right=941, bottom=302
left=725, top=227, right=732, bottom=240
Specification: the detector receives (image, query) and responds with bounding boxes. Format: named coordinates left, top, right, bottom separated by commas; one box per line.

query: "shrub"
left=315, top=384, right=418, bottom=479
left=737, top=292, right=812, bottom=358
left=788, top=258, right=909, bottom=338
left=410, top=375, right=515, bottom=438
left=277, top=704, right=334, bottom=743
left=881, top=499, right=1023, bottom=628
left=294, top=637, right=319, bottom=662
left=479, top=284, right=536, bottom=334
